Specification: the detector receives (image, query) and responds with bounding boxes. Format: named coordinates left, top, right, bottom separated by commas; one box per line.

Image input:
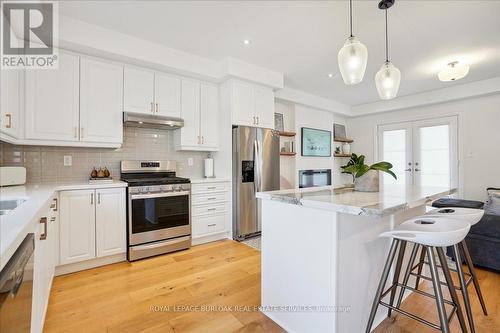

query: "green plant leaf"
left=355, top=165, right=370, bottom=178
left=384, top=169, right=397, bottom=179
left=358, top=155, right=365, bottom=166
left=370, top=162, right=393, bottom=170
left=342, top=165, right=361, bottom=174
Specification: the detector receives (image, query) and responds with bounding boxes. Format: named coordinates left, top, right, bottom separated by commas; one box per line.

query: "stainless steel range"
left=121, top=160, right=191, bottom=261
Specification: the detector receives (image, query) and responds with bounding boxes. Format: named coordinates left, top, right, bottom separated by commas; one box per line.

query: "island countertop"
left=256, top=184, right=456, bottom=217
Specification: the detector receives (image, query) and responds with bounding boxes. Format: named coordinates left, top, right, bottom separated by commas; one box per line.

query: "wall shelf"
left=334, top=137, right=354, bottom=143
left=334, top=154, right=352, bottom=158
left=280, top=152, right=297, bottom=156
left=279, top=131, right=296, bottom=137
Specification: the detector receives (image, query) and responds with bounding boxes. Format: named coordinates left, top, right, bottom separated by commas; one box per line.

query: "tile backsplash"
left=0, top=127, right=210, bottom=183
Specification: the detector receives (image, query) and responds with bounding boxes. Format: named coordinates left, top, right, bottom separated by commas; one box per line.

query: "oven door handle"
left=130, top=191, right=190, bottom=200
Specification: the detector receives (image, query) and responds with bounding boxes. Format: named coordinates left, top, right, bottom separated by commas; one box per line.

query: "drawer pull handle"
left=207, top=197, right=216, bottom=200
left=208, top=223, right=216, bottom=227
left=40, top=217, right=48, bottom=240
left=207, top=187, right=216, bottom=190
left=50, top=198, right=58, bottom=211
left=50, top=217, right=56, bottom=222
left=207, top=208, right=217, bottom=211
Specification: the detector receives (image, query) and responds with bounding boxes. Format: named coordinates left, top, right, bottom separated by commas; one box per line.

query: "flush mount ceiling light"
left=243, top=39, right=251, bottom=46
left=338, top=0, right=368, bottom=85
left=438, top=61, right=470, bottom=81
left=327, top=73, right=334, bottom=78
left=375, top=0, right=401, bottom=100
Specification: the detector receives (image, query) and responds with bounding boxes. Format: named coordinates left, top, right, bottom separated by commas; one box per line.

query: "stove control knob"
left=173, top=185, right=182, bottom=192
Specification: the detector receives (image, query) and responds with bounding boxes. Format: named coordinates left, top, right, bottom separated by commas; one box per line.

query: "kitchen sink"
left=0, top=198, right=28, bottom=215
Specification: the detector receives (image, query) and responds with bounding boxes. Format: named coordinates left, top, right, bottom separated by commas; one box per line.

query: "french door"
left=377, top=116, right=458, bottom=189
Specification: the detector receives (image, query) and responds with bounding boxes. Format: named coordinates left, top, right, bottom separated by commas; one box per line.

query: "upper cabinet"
left=226, top=80, right=275, bottom=129
left=0, top=69, right=22, bottom=139
left=23, top=51, right=124, bottom=147
left=25, top=51, right=80, bottom=142
left=174, top=79, right=219, bottom=151
left=80, top=58, right=123, bottom=144
left=123, top=67, right=181, bottom=118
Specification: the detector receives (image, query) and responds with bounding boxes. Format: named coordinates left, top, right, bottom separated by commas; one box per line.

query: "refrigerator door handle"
left=253, top=139, right=259, bottom=194
left=257, top=140, right=263, bottom=192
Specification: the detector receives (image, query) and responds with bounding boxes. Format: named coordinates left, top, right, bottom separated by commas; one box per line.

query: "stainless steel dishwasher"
left=0, top=234, right=35, bottom=333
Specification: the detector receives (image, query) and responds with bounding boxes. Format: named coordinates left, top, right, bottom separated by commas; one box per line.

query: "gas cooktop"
left=120, top=160, right=190, bottom=187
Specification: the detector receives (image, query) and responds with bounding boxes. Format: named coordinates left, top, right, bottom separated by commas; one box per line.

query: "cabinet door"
left=200, top=83, right=219, bottom=149
left=0, top=69, right=21, bottom=138
left=59, top=190, right=96, bottom=265
left=123, top=67, right=154, bottom=114
left=179, top=79, right=201, bottom=147
left=232, top=81, right=255, bottom=127
left=32, top=217, right=49, bottom=333
left=80, top=58, right=123, bottom=144
left=254, top=86, right=275, bottom=129
left=95, top=188, right=126, bottom=257
left=25, top=51, right=80, bottom=141
left=154, top=72, right=181, bottom=118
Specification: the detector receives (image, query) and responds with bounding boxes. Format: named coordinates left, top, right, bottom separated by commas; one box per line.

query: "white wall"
left=347, top=93, right=500, bottom=201
left=276, top=101, right=296, bottom=189
left=294, top=105, right=351, bottom=187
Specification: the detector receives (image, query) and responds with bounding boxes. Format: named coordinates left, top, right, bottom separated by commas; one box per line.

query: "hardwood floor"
left=45, top=240, right=499, bottom=333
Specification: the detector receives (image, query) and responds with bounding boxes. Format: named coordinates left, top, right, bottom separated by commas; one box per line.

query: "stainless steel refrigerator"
left=232, top=126, right=280, bottom=240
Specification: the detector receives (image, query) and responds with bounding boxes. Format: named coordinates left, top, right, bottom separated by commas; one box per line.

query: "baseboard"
left=55, top=253, right=126, bottom=276
left=191, top=232, right=230, bottom=245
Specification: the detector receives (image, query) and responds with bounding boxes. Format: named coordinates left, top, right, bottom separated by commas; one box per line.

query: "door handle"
left=74, top=127, right=78, bottom=138
left=98, top=193, right=101, bottom=204
left=40, top=217, right=48, bottom=240
left=91, top=193, right=94, bottom=205
left=80, top=127, right=84, bottom=138
left=155, top=103, right=159, bottom=113
left=415, top=168, right=421, bottom=172
left=5, top=114, right=12, bottom=128
left=404, top=168, right=412, bottom=172
left=151, top=102, right=154, bottom=113
left=256, top=116, right=259, bottom=125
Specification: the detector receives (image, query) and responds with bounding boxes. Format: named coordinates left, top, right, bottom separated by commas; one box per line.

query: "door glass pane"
left=418, top=125, right=450, bottom=187
left=381, top=129, right=407, bottom=185
left=131, top=195, right=189, bottom=234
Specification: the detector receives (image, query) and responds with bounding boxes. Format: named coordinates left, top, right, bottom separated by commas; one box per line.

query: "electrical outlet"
left=63, top=155, right=72, bottom=166
left=187, top=157, right=194, bottom=166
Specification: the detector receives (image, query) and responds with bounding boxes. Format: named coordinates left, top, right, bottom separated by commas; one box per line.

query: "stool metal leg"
left=388, top=240, right=406, bottom=318
left=365, top=239, right=400, bottom=333
left=460, top=241, right=488, bottom=316
left=427, top=246, right=450, bottom=333
left=414, top=245, right=426, bottom=290
left=437, top=248, right=468, bottom=333
left=453, top=244, right=475, bottom=333
left=395, top=242, right=419, bottom=309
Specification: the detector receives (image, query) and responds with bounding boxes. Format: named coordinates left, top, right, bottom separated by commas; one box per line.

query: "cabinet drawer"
left=192, top=182, right=228, bottom=194
left=192, top=214, right=226, bottom=237
left=192, top=203, right=228, bottom=216
left=192, top=192, right=228, bottom=206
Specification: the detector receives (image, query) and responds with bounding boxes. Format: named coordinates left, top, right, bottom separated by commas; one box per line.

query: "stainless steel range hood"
left=123, top=112, right=184, bottom=129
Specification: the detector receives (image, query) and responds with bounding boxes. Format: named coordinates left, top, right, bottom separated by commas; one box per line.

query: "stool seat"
left=381, top=217, right=470, bottom=247
left=426, top=207, right=484, bottom=225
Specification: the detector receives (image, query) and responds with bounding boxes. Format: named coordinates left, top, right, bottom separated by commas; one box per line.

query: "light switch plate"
left=63, top=155, right=72, bottom=166
left=187, top=157, right=194, bottom=166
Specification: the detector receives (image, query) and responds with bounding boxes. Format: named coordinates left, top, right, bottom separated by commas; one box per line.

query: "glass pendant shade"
left=375, top=61, right=401, bottom=100
left=338, top=36, right=368, bottom=85
left=438, top=62, right=469, bottom=82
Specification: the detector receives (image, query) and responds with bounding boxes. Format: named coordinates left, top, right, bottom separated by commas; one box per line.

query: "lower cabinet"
left=191, top=181, right=230, bottom=245
left=32, top=196, right=58, bottom=333
left=59, top=187, right=126, bottom=265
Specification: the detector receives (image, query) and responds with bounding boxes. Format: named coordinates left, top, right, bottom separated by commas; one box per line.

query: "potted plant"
left=341, top=153, right=397, bottom=192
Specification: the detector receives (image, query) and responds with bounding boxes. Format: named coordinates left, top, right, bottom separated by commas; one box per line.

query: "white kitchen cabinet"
left=123, top=67, right=155, bottom=114
left=25, top=51, right=80, bottom=141
left=191, top=181, right=230, bottom=245
left=59, top=188, right=126, bottom=265
left=80, top=58, right=123, bottom=144
left=59, top=190, right=96, bottom=265
left=175, top=80, right=219, bottom=151
left=226, top=80, right=275, bottom=129
left=123, top=67, right=181, bottom=117
left=155, top=72, right=181, bottom=118
left=32, top=195, right=58, bottom=333
left=0, top=69, right=22, bottom=139
left=95, top=188, right=127, bottom=257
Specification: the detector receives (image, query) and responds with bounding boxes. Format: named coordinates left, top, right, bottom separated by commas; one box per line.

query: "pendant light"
left=338, top=0, right=368, bottom=85
left=375, top=0, right=401, bottom=100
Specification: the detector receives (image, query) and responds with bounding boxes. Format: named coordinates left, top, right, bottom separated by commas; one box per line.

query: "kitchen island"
left=256, top=184, right=455, bottom=333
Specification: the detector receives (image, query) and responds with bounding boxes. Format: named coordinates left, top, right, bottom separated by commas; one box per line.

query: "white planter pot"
left=354, top=170, right=379, bottom=192
left=342, top=142, right=351, bottom=155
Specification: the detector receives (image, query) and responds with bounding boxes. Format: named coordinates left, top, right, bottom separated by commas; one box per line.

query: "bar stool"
left=365, top=217, right=471, bottom=333
left=409, top=207, right=488, bottom=333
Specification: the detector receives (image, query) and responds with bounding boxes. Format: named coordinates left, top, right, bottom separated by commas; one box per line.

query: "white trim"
left=55, top=253, right=126, bottom=276
left=191, top=232, right=230, bottom=245
left=275, top=87, right=351, bottom=116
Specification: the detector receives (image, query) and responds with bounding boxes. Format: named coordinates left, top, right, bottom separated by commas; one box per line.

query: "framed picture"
left=274, top=113, right=284, bottom=131
left=301, top=127, right=331, bottom=157
left=333, top=123, right=346, bottom=140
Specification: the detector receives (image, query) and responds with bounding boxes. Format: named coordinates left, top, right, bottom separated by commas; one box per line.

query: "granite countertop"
left=256, top=184, right=456, bottom=217
left=0, top=181, right=128, bottom=270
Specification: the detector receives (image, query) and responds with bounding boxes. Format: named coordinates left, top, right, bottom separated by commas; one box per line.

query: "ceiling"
left=59, top=1, right=500, bottom=106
